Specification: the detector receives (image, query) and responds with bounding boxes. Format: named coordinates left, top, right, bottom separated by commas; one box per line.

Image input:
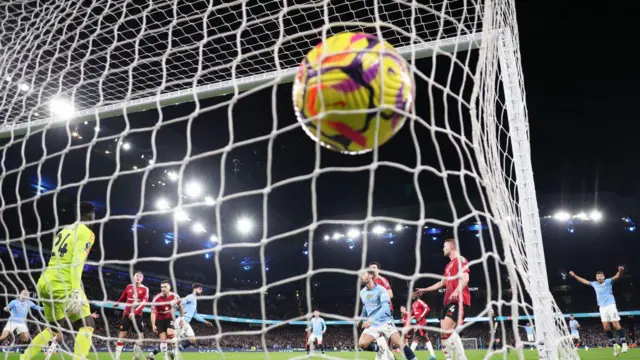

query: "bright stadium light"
left=346, top=228, right=360, bottom=239
left=394, top=224, right=403, bottom=232
left=174, top=210, right=190, bottom=222
left=192, top=222, right=206, bottom=234
left=553, top=211, right=571, bottom=221
left=323, top=235, right=330, bottom=241
left=209, top=234, right=219, bottom=242
left=121, top=142, right=131, bottom=151
left=19, top=83, right=30, bottom=92
left=155, top=198, right=171, bottom=210
left=372, top=225, right=386, bottom=235
left=332, top=232, right=344, bottom=240
left=185, top=181, right=203, bottom=198
left=167, top=171, right=179, bottom=182
left=589, top=210, right=603, bottom=222
left=49, top=97, right=75, bottom=120
left=574, top=212, right=588, bottom=221
left=204, top=196, right=216, bottom=206
left=236, top=217, right=254, bottom=235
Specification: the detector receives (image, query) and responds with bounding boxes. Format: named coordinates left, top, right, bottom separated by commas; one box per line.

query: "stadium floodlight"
left=323, top=235, right=329, bottom=241
left=174, top=210, right=190, bottom=222
left=574, top=212, right=588, bottom=221
left=332, top=232, right=344, bottom=240
left=236, top=217, right=254, bottom=235
left=394, top=224, right=403, bottom=231
left=589, top=210, right=603, bottom=222
left=19, top=83, right=30, bottom=92
left=167, top=171, right=178, bottom=182
left=155, top=198, right=171, bottom=210
left=121, top=142, right=131, bottom=151
left=346, top=228, right=360, bottom=239
left=372, top=225, right=386, bottom=235
left=185, top=181, right=203, bottom=198
left=553, top=211, right=571, bottom=221
left=204, top=196, right=216, bottom=206
left=48, top=97, right=75, bottom=120
left=192, top=222, right=206, bottom=234
left=209, top=234, right=218, bottom=242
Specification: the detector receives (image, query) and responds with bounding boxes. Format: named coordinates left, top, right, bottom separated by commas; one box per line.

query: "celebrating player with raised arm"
left=306, top=310, right=326, bottom=355
left=171, top=283, right=212, bottom=358
left=20, top=202, right=97, bottom=360
left=569, top=266, right=627, bottom=356
left=1, top=290, right=43, bottom=344
left=415, top=238, right=470, bottom=360
left=114, top=271, right=149, bottom=360
left=358, top=268, right=418, bottom=360
left=147, top=280, right=184, bottom=360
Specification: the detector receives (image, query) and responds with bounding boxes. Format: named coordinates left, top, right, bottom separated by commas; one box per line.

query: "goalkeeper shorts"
left=37, top=277, right=91, bottom=323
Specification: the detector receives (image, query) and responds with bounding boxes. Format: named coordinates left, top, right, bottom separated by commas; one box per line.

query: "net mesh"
left=0, top=0, right=576, bottom=359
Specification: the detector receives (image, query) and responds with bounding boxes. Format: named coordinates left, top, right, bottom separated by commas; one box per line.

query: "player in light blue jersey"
left=1, top=290, right=43, bottom=344
left=522, top=322, right=535, bottom=349
left=306, top=310, right=326, bottom=355
left=570, top=266, right=627, bottom=355
left=168, top=284, right=212, bottom=359
left=568, top=315, right=580, bottom=348
left=358, top=269, right=417, bottom=360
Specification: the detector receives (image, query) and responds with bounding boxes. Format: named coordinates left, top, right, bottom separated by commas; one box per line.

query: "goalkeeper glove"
left=65, top=290, right=86, bottom=315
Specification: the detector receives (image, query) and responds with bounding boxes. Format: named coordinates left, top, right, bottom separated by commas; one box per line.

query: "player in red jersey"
left=416, top=238, right=470, bottom=360
left=147, top=280, right=184, bottom=360
left=409, top=295, right=436, bottom=359
left=114, top=271, right=149, bottom=360
left=368, top=262, right=396, bottom=360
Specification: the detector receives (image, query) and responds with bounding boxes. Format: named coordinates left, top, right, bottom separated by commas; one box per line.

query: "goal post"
left=0, top=0, right=578, bottom=359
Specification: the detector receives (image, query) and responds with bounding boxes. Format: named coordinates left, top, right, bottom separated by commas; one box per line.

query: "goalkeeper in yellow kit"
left=21, top=202, right=96, bottom=360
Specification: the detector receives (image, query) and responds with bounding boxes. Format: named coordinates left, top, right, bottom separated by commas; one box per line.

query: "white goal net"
left=0, top=0, right=577, bottom=359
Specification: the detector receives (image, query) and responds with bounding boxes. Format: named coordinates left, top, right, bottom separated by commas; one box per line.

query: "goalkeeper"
left=20, top=202, right=96, bottom=360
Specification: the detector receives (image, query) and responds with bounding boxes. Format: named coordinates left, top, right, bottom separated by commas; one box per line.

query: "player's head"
left=161, top=280, right=171, bottom=294
left=569, top=314, right=574, bottom=320
left=443, top=238, right=457, bottom=256
left=489, top=309, right=494, bottom=317
left=19, top=289, right=29, bottom=301
left=192, top=283, right=203, bottom=295
left=134, top=271, right=144, bottom=284
left=400, top=305, right=407, bottom=314
left=368, top=261, right=380, bottom=276
left=412, top=292, right=420, bottom=300
left=313, top=310, right=319, bottom=317
left=78, top=201, right=96, bottom=222
left=595, top=271, right=605, bottom=283
left=360, top=268, right=375, bottom=285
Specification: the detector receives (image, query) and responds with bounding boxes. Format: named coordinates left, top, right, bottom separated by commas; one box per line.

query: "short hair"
left=161, top=280, right=170, bottom=285
left=444, top=238, right=457, bottom=248
left=134, top=271, right=143, bottom=276
left=192, top=283, right=203, bottom=290
left=596, top=271, right=604, bottom=275
left=368, top=261, right=381, bottom=268
left=79, top=201, right=95, bottom=217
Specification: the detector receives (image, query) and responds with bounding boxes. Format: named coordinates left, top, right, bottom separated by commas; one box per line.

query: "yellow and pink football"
left=292, top=32, right=414, bottom=154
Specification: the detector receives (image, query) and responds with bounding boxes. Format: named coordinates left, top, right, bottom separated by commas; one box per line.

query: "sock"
left=617, top=329, right=627, bottom=344
left=318, top=344, right=324, bottom=353
left=179, top=340, right=192, bottom=351
left=20, top=328, right=54, bottom=360
left=365, top=342, right=379, bottom=352
left=443, top=335, right=453, bottom=360
left=73, top=327, right=94, bottom=360
left=115, top=341, right=124, bottom=359
left=410, top=341, right=418, bottom=351
left=376, top=336, right=388, bottom=352
left=402, top=345, right=418, bottom=360
left=160, top=342, right=168, bottom=359
left=152, top=346, right=161, bottom=355
left=606, top=330, right=615, bottom=345
left=450, top=331, right=467, bottom=360
left=133, top=344, right=142, bottom=357
left=306, top=344, right=310, bottom=354
left=426, top=341, right=435, bottom=356
left=44, top=341, right=58, bottom=360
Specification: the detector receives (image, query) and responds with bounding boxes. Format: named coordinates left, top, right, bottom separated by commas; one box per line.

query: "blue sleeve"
left=8, top=300, right=15, bottom=309
left=192, top=312, right=207, bottom=323
left=379, top=289, right=391, bottom=304
left=360, top=304, right=368, bottom=319
left=605, top=278, right=613, bottom=285
left=371, top=302, right=391, bottom=323
left=589, top=281, right=596, bottom=288
left=29, top=301, right=43, bottom=311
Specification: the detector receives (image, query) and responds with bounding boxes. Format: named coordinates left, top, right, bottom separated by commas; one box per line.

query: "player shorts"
left=2, top=321, right=29, bottom=335
left=527, top=333, right=535, bottom=342
left=120, top=315, right=145, bottom=332
left=441, top=303, right=468, bottom=325
left=37, top=277, right=91, bottom=323
left=155, top=318, right=175, bottom=334
left=175, top=317, right=195, bottom=338
left=363, top=321, right=399, bottom=340
left=307, top=334, right=323, bottom=345
left=413, top=318, right=428, bottom=338
left=599, top=303, right=620, bottom=322
left=571, top=332, right=580, bottom=340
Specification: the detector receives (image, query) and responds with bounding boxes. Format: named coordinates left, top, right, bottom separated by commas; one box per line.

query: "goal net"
left=461, top=338, right=478, bottom=351
left=0, top=0, right=576, bottom=359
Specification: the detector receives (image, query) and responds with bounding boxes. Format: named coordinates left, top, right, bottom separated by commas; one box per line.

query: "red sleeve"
left=460, top=257, right=470, bottom=273
left=117, top=285, right=130, bottom=303
left=380, top=277, right=391, bottom=290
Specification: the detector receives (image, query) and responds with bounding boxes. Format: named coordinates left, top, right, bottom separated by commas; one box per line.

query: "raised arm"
left=611, top=266, right=625, bottom=282
left=415, top=279, right=445, bottom=296
left=29, top=301, right=44, bottom=312
left=568, top=271, right=591, bottom=286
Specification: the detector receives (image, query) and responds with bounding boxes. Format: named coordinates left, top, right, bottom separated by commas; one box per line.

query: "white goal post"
left=0, top=0, right=577, bottom=359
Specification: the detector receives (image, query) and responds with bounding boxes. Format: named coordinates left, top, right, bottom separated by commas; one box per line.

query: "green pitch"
left=3, top=349, right=639, bottom=360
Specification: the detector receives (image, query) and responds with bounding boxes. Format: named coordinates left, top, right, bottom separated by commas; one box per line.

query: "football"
left=292, top=32, right=414, bottom=154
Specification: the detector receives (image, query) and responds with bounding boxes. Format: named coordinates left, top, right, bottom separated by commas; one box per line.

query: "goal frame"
left=461, top=338, right=478, bottom=351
